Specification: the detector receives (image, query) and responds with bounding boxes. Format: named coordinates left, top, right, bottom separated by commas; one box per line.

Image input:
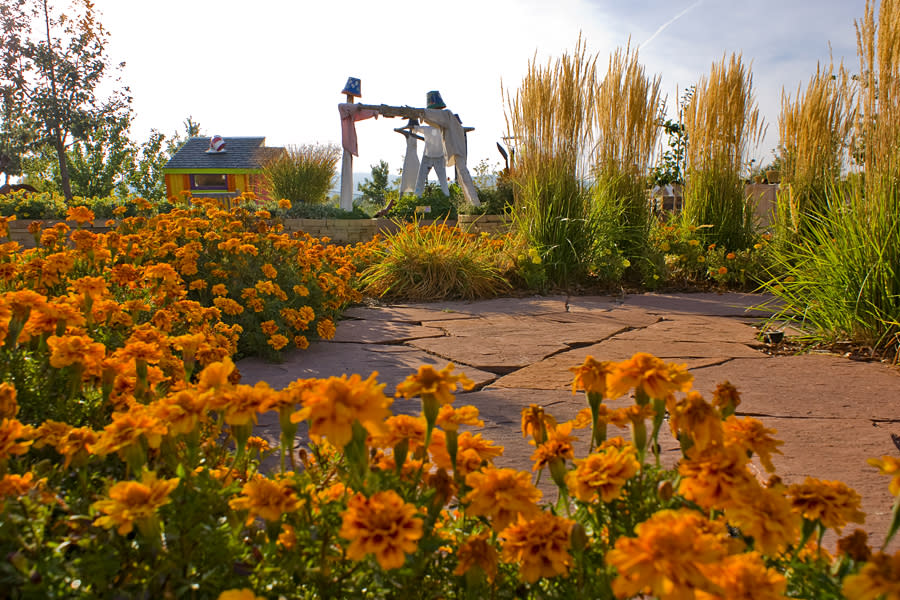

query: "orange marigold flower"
left=430, top=430, right=504, bottom=475
left=213, top=297, right=245, bottom=316
left=500, top=512, right=574, bottom=583
left=211, top=283, right=228, bottom=296
left=723, top=483, right=800, bottom=556
left=217, top=590, right=266, bottom=600
left=463, top=468, right=541, bottom=532
left=229, top=475, right=301, bottom=523
left=66, top=205, right=95, bottom=225
left=606, top=352, right=693, bottom=400
left=788, top=477, right=866, bottom=533
left=608, top=508, right=731, bottom=599
left=521, top=404, right=557, bottom=445
left=712, top=380, right=741, bottom=415
left=454, top=531, right=499, bottom=582
left=294, top=335, right=309, bottom=349
left=868, top=456, right=900, bottom=496
left=46, top=334, right=106, bottom=370
left=395, top=363, right=474, bottom=405
left=291, top=372, right=392, bottom=449
left=570, top=356, right=614, bottom=396
left=93, top=406, right=168, bottom=457
left=843, top=550, right=900, bottom=600
left=198, top=356, right=236, bottom=391
left=0, top=382, right=18, bottom=418
left=0, top=472, right=38, bottom=499
left=268, top=334, right=289, bottom=351
left=678, top=445, right=757, bottom=510
left=837, top=529, right=872, bottom=563
left=92, top=470, right=179, bottom=535
left=696, top=552, right=787, bottom=600
left=70, top=275, right=109, bottom=299
left=261, top=263, right=278, bottom=279
left=531, top=422, right=577, bottom=471
left=436, top=404, right=483, bottom=432
left=669, top=391, right=723, bottom=452
left=567, top=443, right=640, bottom=503
left=717, top=266, right=728, bottom=275
left=340, top=490, right=423, bottom=570
left=278, top=523, right=297, bottom=550
left=723, top=416, right=783, bottom=472
left=278, top=199, right=291, bottom=210
left=316, top=318, right=336, bottom=340
left=216, top=382, right=277, bottom=426
left=0, top=418, right=34, bottom=460
left=260, top=320, right=279, bottom=335
left=372, top=414, right=427, bottom=451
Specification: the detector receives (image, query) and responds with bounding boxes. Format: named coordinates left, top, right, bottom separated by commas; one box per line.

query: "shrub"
left=261, top=144, right=341, bottom=205
left=271, top=200, right=369, bottom=220
left=360, top=221, right=510, bottom=300
left=386, top=183, right=460, bottom=220
left=683, top=53, right=764, bottom=250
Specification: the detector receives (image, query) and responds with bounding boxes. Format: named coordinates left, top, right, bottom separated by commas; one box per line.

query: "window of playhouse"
left=190, top=174, right=228, bottom=190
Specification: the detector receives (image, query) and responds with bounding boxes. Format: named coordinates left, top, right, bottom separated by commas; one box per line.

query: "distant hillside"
left=329, top=172, right=401, bottom=199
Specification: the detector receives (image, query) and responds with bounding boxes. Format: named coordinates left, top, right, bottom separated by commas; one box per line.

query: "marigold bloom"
left=669, top=391, right=723, bottom=452
left=217, top=589, right=267, bottom=600
left=570, top=356, right=614, bottom=396
left=430, top=430, right=504, bottom=474
left=66, top=205, right=95, bottom=225
left=678, top=445, right=756, bottom=510
left=0, top=472, right=37, bottom=499
left=868, top=456, right=900, bottom=496
left=0, top=418, right=34, bottom=460
left=261, top=263, right=278, bottom=279
left=278, top=523, right=297, bottom=550
left=395, top=363, right=475, bottom=405
left=339, top=490, right=423, bottom=570
left=696, top=552, right=787, bottom=600
left=197, top=356, right=236, bottom=390
left=837, top=529, right=872, bottom=563
left=608, top=508, right=731, bottom=599
left=46, top=334, right=106, bottom=370
left=267, top=334, right=289, bottom=351
left=723, top=416, right=783, bottom=472
left=92, top=470, right=179, bottom=535
left=291, top=372, right=392, bottom=449
left=843, top=550, right=900, bottom=600
left=372, top=414, right=427, bottom=451
left=788, top=477, right=866, bottom=532
left=521, top=404, right=557, bottom=445
left=567, top=443, right=640, bottom=503
left=454, top=531, right=499, bottom=582
left=93, top=406, right=168, bottom=457
left=229, top=475, right=302, bottom=523
left=317, top=318, right=336, bottom=340
left=712, top=380, right=741, bottom=414
left=723, top=483, right=800, bottom=556
left=0, top=382, right=18, bottom=418
left=463, top=468, right=542, bottom=532
left=531, top=423, right=577, bottom=471
left=436, top=404, right=483, bottom=431
left=500, top=512, right=574, bottom=583
left=606, top=352, right=694, bottom=400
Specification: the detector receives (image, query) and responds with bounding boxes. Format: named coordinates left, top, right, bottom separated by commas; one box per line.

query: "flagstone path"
left=238, top=292, right=900, bottom=551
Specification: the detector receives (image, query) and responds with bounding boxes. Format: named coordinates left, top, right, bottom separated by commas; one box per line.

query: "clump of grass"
left=592, top=42, right=663, bottom=268
left=776, top=64, right=853, bottom=240
left=764, top=0, right=900, bottom=356
left=683, top=53, right=764, bottom=250
left=262, top=144, right=341, bottom=205
left=504, top=37, right=600, bottom=288
left=360, top=221, right=510, bottom=301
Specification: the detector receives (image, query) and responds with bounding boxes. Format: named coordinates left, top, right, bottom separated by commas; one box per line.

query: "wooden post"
left=339, top=93, right=355, bottom=212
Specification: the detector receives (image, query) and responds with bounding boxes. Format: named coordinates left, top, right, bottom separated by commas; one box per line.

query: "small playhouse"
left=163, top=136, right=284, bottom=201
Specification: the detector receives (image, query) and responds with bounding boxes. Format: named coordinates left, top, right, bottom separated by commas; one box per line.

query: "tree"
left=358, top=160, right=392, bottom=205
left=0, top=87, right=38, bottom=185
left=128, top=117, right=201, bottom=200
left=63, top=109, right=132, bottom=197
left=0, top=0, right=131, bottom=200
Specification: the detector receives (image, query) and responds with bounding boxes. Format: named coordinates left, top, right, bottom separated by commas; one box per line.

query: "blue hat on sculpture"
left=342, top=77, right=362, bottom=98
left=426, top=90, right=446, bottom=109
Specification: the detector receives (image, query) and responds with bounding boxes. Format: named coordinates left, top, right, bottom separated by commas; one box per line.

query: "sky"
left=93, top=0, right=864, bottom=180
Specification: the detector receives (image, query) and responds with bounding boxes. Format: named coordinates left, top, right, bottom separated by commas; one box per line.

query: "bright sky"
left=95, top=0, right=863, bottom=178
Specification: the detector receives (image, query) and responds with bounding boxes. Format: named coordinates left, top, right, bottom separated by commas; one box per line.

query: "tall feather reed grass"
left=504, top=38, right=600, bottom=287
left=262, top=144, right=341, bottom=205
left=776, top=64, right=853, bottom=240
left=764, top=0, right=900, bottom=357
left=592, top=43, right=663, bottom=261
left=683, top=54, right=764, bottom=250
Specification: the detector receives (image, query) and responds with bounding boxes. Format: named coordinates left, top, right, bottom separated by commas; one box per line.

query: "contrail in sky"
left=641, top=0, right=704, bottom=49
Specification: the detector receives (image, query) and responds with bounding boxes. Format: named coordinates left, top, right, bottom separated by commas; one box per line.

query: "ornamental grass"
left=683, top=53, right=765, bottom=250
left=261, top=143, right=341, bottom=205
left=1, top=343, right=898, bottom=598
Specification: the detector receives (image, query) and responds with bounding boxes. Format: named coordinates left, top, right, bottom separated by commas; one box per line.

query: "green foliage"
left=128, top=117, right=201, bottom=200
left=272, top=200, right=369, bottom=220
left=762, top=182, right=900, bottom=351
left=62, top=111, right=134, bottom=198
left=0, top=0, right=132, bottom=201
left=683, top=162, right=756, bottom=250
left=357, top=159, right=393, bottom=206
left=0, top=190, right=169, bottom=219
left=261, top=144, right=340, bottom=205
left=360, top=221, right=510, bottom=301
left=649, top=119, right=687, bottom=187
left=387, top=183, right=459, bottom=220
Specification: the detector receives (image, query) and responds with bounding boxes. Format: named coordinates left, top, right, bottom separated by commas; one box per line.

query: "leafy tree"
left=0, top=0, right=131, bottom=200
left=358, top=160, right=392, bottom=205
left=0, top=88, right=38, bottom=185
left=128, top=117, right=201, bottom=200
left=649, top=119, right=687, bottom=187
left=64, top=109, right=133, bottom=197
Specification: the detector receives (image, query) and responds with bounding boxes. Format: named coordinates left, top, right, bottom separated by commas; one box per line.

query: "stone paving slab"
left=568, top=292, right=781, bottom=317
left=615, top=315, right=763, bottom=345
left=341, top=305, right=477, bottom=322
left=330, top=320, right=445, bottom=344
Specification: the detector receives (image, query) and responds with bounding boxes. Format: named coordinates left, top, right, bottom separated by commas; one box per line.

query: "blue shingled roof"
left=164, top=137, right=276, bottom=170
